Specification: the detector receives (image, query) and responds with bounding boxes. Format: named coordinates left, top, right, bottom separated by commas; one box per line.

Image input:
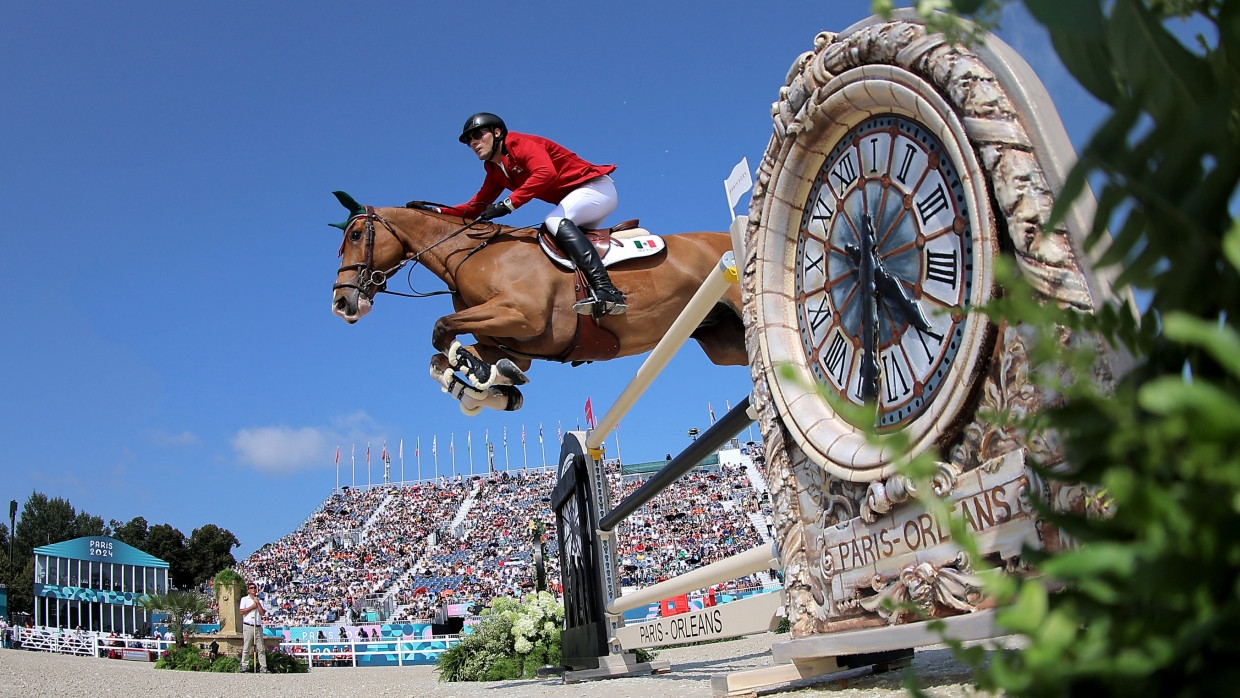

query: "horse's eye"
left=349, top=229, right=362, bottom=242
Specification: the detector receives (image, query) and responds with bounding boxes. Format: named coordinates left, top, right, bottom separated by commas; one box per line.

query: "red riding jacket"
left=442, top=132, right=616, bottom=219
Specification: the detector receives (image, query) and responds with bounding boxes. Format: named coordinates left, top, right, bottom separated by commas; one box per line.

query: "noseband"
left=333, top=206, right=406, bottom=300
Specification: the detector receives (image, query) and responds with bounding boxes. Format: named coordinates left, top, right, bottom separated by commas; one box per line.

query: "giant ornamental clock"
left=753, top=64, right=997, bottom=482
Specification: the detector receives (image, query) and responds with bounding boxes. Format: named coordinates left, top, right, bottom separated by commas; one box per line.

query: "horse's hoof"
left=459, top=401, right=483, bottom=417
left=493, top=385, right=523, bottom=412
left=495, top=358, right=529, bottom=386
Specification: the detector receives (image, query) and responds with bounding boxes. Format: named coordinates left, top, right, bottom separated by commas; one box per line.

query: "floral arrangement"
left=436, top=591, right=564, bottom=682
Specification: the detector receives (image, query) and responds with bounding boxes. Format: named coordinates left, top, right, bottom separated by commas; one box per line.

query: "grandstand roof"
left=34, top=536, right=169, bottom=568
left=621, top=453, right=719, bottom=475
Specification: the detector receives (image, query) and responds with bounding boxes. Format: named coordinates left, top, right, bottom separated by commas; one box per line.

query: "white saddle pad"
left=540, top=228, right=666, bottom=270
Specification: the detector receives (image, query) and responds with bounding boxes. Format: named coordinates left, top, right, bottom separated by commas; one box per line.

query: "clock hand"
left=857, top=214, right=879, bottom=403
left=844, top=230, right=932, bottom=332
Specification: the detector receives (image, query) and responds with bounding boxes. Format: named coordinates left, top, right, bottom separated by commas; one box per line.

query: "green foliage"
left=264, top=647, right=310, bottom=673
left=153, top=646, right=304, bottom=673
left=155, top=645, right=214, bottom=671
left=436, top=591, right=564, bottom=682
left=213, top=568, right=245, bottom=596
left=140, top=590, right=210, bottom=645
left=875, top=1, right=1240, bottom=695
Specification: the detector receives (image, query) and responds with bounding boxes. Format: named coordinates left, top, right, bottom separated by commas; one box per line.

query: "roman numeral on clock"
left=810, top=195, right=834, bottom=224
left=822, top=332, right=849, bottom=385
left=925, top=249, right=959, bottom=288
left=830, top=153, right=858, bottom=196
left=916, top=183, right=949, bottom=224
left=807, top=295, right=832, bottom=332
left=882, top=353, right=912, bottom=402
left=896, top=144, right=917, bottom=184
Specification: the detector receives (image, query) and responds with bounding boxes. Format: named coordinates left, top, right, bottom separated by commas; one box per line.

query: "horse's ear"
left=330, top=190, right=366, bottom=230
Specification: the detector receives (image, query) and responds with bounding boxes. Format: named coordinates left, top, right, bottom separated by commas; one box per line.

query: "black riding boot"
left=556, top=219, right=628, bottom=316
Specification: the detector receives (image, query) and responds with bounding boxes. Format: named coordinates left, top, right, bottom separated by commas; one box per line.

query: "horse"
left=329, top=191, right=747, bottom=415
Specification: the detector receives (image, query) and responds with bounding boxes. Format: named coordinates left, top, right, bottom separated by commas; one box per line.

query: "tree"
left=4, top=492, right=105, bottom=616
left=108, top=516, right=149, bottom=549
left=139, top=589, right=211, bottom=645
left=184, top=524, right=239, bottom=587
left=144, top=524, right=189, bottom=588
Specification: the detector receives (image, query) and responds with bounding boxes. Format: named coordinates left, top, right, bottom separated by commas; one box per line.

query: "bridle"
left=332, top=206, right=408, bottom=299
left=332, top=206, right=510, bottom=301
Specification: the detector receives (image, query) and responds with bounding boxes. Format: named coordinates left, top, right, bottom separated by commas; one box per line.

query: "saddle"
left=537, top=220, right=667, bottom=270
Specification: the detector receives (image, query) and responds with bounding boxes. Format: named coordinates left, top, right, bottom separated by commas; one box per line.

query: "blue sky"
left=0, top=1, right=1106, bottom=557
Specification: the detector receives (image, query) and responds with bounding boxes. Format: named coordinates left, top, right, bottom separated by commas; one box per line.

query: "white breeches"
left=545, top=175, right=617, bottom=231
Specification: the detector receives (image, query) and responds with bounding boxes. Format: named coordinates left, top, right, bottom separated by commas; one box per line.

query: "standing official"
left=238, top=582, right=269, bottom=673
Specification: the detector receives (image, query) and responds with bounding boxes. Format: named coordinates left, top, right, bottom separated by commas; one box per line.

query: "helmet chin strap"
left=486, top=132, right=505, bottom=161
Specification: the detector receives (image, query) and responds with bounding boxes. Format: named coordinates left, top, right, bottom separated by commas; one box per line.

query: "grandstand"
left=233, top=442, right=772, bottom=633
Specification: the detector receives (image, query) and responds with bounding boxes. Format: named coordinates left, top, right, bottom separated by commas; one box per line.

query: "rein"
left=334, top=207, right=513, bottom=300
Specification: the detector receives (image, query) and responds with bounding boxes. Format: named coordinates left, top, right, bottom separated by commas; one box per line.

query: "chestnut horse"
left=329, top=191, right=746, bottom=414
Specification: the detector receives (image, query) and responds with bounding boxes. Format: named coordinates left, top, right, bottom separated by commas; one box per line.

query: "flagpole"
left=539, top=423, right=547, bottom=471
left=522, top=425, right=528, bottom=471
left=400, top=438, right=405, bottom=486
left=335, top=447, right=340, bottom=494
left=351, top=444, right=356, bottom=489
left=503, top=427, right=509, bottom=472
left=468, top=430, right=474, bottom=475
left=451, top=433, right=456, bottom=476
left=367, top=442, right=372, bottom=489
left=433, top=436, right=438, bottom=479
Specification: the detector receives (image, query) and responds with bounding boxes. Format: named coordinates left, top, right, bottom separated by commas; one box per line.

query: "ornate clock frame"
left=743, top=13, right=1132, bottom=646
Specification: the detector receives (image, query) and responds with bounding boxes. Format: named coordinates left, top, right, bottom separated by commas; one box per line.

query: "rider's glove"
left=479, top=199, right=514, bottom=221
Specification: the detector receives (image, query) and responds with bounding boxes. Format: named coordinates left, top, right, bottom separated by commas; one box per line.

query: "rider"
left=438, top=112, right=627, bottom=316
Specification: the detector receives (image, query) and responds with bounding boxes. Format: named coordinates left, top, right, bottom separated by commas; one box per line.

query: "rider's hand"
left=479, top=200, right=514, bottom=221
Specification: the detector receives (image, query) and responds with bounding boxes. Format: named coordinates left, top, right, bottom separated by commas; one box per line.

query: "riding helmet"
left=458, top=112, right=507, bottom=143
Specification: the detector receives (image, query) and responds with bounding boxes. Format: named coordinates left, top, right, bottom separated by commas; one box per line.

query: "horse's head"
left=330, top=191, right=406, bottom=323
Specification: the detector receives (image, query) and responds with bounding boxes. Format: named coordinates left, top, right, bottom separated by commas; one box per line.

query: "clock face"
left=750, top=65, right=996, bottom=481
left=795, top=115, right=974, bottom=431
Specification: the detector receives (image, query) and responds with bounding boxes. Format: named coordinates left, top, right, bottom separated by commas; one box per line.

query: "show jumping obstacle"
left=552, top=218, right=800, bottom=686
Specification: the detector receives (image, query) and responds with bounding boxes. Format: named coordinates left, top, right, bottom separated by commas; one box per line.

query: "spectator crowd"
left=233, top=448, right=774, bottom=629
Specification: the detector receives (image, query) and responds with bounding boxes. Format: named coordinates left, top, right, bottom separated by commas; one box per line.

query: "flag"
left=335, top=447, right=340, bottom=465
left=450, top=433, right=455, bottom=454
left=521, top=425, right=526, bottom=445
left=415, top=438, right=420, bottom=458
left=399, top=438, right=404, bottom=460
left=485, top=428, right=490, bottom=446
left=467, top=431, right=472, bottom=450
left=709, top=402, right=716, bottom=425
left=724, top=157, right=753, bottom=216
left=381, top=441, right=388, bottom=462
left=351, top=444, right=356, bottom=466
left=557, top=422, right=563, bottom=442
left=432, top=436, right=437, bottom=455
left=503, top=426, right=508, bottom=446
left=539, top=423, right=544, bottom=444
left=366, top=442, right=371, bottom=464
left=585, top=397, right=595, bottom=428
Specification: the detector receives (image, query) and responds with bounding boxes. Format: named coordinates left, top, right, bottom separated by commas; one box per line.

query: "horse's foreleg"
left=446, top=341, right=530, bottom=389
left=429, top=354, right=524, bottom=415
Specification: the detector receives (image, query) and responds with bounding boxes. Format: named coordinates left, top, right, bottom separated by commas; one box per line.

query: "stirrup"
left=573, top=295, right=628, bottom=317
